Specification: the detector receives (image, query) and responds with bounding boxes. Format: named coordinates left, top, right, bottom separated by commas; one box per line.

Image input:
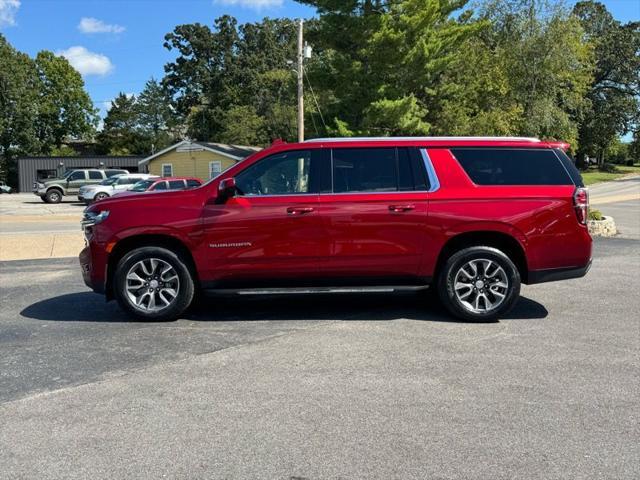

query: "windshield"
left=100, top=177, right=120, bottom=186
left=130, top=179, right=154, bottom=192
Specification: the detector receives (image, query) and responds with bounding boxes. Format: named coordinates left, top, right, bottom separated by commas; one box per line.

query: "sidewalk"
left=0, top=194, right=84, bottom=261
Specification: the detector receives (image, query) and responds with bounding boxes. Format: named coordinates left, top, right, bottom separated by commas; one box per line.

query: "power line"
left=303, top=66, right=327, bottom=133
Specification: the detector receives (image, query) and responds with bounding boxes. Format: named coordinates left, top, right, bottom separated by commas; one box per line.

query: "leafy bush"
left=600, top=163, right=618, bottom=173
left=589, top=209, right=603, bottom=221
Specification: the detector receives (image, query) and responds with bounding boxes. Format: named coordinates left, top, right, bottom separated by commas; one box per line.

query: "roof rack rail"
left=304, top=136, right=541, bottom=143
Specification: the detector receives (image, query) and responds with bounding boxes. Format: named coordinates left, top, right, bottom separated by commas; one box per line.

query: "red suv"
left=80, top=137, right=592, bottom=322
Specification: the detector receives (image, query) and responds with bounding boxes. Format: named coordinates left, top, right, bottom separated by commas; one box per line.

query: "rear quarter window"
left=450, top=148, right=574, bottom=186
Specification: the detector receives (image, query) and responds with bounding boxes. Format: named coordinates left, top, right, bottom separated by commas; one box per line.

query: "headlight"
left=81, top=210, right=110, bottom=230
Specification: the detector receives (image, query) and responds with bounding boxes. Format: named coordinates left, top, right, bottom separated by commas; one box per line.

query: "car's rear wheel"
left=437, top=246, right=520, bottom=322
left=114, top=247, right=195, bottom=321
left=94, top=192, right=109, bottom=202
left=44, top=189, right=62, bottom=204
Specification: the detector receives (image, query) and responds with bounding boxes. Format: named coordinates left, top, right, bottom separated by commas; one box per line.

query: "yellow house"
left=139, top=141, right=261, bottom=181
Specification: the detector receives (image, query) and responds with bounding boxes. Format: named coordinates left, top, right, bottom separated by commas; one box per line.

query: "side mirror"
left=217, top=177, right=237, bottom=201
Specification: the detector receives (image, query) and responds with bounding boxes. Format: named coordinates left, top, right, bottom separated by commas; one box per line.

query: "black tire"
left=114, top=246, right=195, bottom=321
left=44, top=189, right=62, bottom=204
left=437, top=246, right=521, bottom=322
left=94, top=192, right=109, bottom=202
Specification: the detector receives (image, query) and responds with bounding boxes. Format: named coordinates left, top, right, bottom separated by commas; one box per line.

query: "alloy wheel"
left=453, top=258, right=509, bottom=314
left=125, top=258, right=180, bottom=312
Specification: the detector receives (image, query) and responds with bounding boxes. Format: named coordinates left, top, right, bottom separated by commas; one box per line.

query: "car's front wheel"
left=44, top=189, right=62, bottom=204
left=437, top=246, right=521, bottom=322
left=114, top=247, right=195, bottom=321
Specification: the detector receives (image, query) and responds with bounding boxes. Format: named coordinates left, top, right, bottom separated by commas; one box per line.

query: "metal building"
left=17, top=156, right=144, bottom=192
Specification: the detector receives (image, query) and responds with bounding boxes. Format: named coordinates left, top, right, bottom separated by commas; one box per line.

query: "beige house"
left=139, top=141, right=261, bottom=181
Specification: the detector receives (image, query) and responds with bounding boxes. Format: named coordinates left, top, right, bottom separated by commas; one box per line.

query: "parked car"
left=78, top=174, right=157, bottom=204
left=80, top=137, right=592, bottom=322
left=34, top=169, right=129, bottom=203
left=112, top=177, right=203, bottom=198
left=0, top=181, right=12, bottom=194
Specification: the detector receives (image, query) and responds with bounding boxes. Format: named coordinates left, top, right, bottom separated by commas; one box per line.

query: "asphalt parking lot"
left=1, top=231, right=639, bottom=479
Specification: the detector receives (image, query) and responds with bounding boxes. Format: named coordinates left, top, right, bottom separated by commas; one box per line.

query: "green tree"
left=299, top=0, right=482, bottom=135
left=438, top=0, right=592, bottom=147
left=34, top=51, right=97, bottom=154
left=97, top=93, right=150, bottom=155
left=573, top=1, right=640, bottom=167
left=218, top=105, right=266, bottom=145
left=0, top=34, right=40, bottom=184
left=162, top=16, right=300, bottom=144
left=136, top=78, right=178, bottom=153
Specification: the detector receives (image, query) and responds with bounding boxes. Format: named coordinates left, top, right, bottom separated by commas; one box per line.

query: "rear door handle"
left=388, top=205, right=415, bottom=212
left=287, top=206, right=315, bottom=215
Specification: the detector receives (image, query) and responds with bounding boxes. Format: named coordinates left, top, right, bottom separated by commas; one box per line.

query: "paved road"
left=590, top=176, right=640, bottom=205
left=1, top=233, right=639, bottom=479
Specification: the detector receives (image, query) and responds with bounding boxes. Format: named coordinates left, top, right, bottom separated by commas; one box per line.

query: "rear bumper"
left=527, top=259, right=592, bottom=285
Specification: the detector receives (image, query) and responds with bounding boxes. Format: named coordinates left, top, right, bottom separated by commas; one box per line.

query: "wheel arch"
left=434, top=230, right=529, bottom=284
left=46, top=185, right=65, bottom=195
left=105, top=234, right=199, bottom=301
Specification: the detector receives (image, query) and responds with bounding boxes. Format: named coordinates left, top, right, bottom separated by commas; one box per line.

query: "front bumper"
left=78, top=190, right=96, bottom=201
left=79, top=243, right=107, bottom=294
left=527, top=259, right=592, bottom=284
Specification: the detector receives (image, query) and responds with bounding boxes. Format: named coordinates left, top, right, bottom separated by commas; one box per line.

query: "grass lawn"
left=580, top=165, right=640, bottom=186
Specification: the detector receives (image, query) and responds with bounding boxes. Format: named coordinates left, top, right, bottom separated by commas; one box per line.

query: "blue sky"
left=1, top=0, right=639, bottom=122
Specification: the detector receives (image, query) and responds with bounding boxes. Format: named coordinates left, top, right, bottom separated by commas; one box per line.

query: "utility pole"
left=297, top=18, right=304, bottom=143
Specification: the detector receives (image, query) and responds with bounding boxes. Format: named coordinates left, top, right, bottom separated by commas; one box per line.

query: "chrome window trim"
left=230, top=147, right=441, bottom=199
left=420, top=149, right=440, bottom=193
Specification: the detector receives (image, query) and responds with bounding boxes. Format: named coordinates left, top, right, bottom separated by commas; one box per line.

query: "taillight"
left=574, top=187, right=589, bottom=225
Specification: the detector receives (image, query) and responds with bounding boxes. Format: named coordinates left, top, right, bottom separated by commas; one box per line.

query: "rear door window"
left=450, top=148, right=574, bottom=185
left=88, top=171, right=103, bottom=180
left=168, top=180, right=186, bottom=190
left=332, top=148, right=413, bottom=193
left=186, top=179, right=201, bottom=188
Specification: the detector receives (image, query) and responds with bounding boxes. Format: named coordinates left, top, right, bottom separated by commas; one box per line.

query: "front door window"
left=235, top=150, right=312, bottom=196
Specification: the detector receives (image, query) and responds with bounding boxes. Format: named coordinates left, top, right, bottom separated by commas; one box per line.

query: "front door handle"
left=287, top=206, right=315, bottom=215
left=388, top=205, right=415, bottom=212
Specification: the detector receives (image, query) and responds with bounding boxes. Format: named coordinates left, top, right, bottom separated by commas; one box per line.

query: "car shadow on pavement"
left=20, top=291, right=548, bottom=324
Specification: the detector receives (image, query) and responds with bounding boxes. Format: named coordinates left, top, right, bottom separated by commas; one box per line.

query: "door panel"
left=317, top=192, right=428, bottom=279
left=66, top=171, right=87, bottom=194
left=201, top=194, right=324, bottom=285
left=200, top=148, right=328, bottom=287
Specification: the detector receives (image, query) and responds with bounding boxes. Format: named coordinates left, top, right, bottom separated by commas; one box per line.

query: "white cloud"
left=78, top=17, right=125, bottom=34
left=0, top=0, right=20, bottom=28
left=56, top=46, right=114, bottom=76
left=214, top=0, right=283, bottom=10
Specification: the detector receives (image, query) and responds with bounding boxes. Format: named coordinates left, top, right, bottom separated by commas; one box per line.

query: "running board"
left=205, top=285, right=429, bottom=296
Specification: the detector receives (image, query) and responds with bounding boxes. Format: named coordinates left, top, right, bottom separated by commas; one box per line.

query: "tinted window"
left=131, top=180, right=154, bottom=192
left=555, top=149, right=584, bottom=187
left=332, top=148, right=411, bottom=193
left=68, top=171, right=85, bottom=181
left=153, top=181, right=168, bottom=190
left=186, top=179, right=201, bottom=188
left=168, top=180, right=186, bottom=190
left=451, top=148, right=573, bottom=186
left=236, top=150, right=312, bottom=196
left=88, top=171, right=103, bottom=180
